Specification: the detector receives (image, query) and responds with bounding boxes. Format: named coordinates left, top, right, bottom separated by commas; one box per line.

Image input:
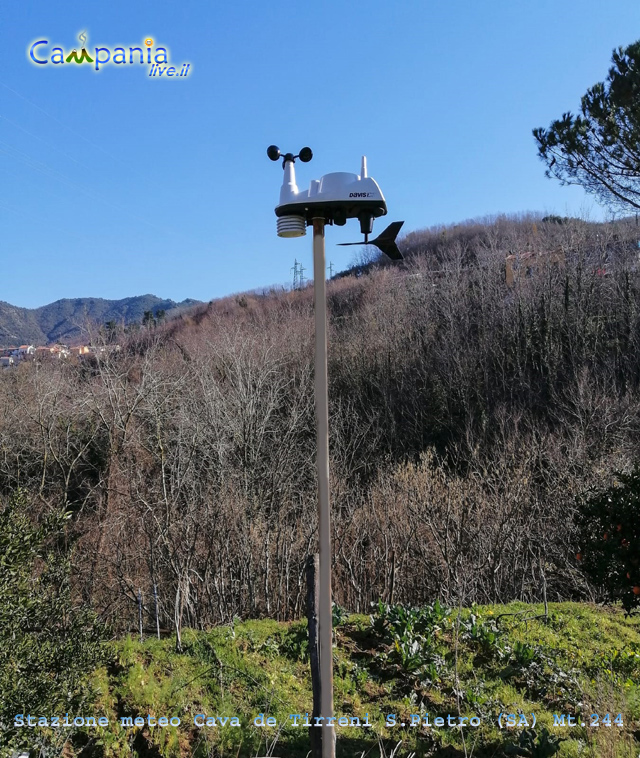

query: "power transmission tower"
left=328, top=261, right=334, bottom=279
left=299, top=263, right=307, bottom=288
left=291, top=259, right=300, bottom=290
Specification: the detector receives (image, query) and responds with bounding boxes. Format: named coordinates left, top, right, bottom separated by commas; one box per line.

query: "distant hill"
left=0, top=295, right=201, bottom=346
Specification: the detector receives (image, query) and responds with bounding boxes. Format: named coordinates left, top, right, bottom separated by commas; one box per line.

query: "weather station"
left=268, top=144, right=404, bottom=258
left=267, top=145, right=403, bottom=758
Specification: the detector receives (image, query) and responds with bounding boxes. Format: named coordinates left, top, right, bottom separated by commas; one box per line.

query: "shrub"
left=0, top=490, right=110, bottom=753
left=575, top=468, right=640, bottom=614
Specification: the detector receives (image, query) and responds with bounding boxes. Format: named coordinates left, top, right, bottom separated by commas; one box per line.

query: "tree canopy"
left=534, top=40, right=640, bottom=211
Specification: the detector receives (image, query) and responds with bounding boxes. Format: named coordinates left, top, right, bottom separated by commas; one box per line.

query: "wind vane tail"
left=338, top=221, right=405, bottom=261
left=371, top=221, right=404, bottom=260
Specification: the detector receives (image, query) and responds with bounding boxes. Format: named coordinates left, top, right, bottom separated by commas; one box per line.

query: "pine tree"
left=534, top=40, right=640, bottom=211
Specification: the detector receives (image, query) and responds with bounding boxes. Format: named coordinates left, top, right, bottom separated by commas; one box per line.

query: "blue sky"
left=1, top=0, right=639, bottom=308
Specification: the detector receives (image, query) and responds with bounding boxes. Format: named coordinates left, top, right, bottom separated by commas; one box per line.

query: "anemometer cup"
left=267, top=145, right=313, bottom=167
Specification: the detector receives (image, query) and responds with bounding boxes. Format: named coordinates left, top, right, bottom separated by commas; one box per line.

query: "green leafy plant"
left=369, top=601, right=454, bottom=688
left=259, top=636, right=281, bottom=658
left=504, top=644, right=582, bottom=707
left=460, top=613, right=505, bottom=658
left=512, top=641, right=537, bottom=667
left=371, top=600, right=451, bottom=643
left=505, top=727, right=563, bottom=757
left=332, top=602, right=349, bottom=627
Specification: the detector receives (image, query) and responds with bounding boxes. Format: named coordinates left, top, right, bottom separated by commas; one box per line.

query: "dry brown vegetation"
left=3, top=212, right=640, bottom=637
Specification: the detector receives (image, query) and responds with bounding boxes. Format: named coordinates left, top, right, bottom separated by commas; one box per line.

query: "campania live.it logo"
left=28, top=31, right=191, bottom=78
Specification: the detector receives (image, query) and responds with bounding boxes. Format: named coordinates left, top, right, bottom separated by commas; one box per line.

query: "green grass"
left=44, top=602, right=640, bottom=757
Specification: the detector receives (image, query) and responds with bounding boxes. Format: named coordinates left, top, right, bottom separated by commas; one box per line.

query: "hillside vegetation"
left=17, top=602, right=640, bottom=757
left=1, top=212, right=640, bottom=633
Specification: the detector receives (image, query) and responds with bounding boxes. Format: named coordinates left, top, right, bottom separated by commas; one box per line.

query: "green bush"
left=575, top=468, right=640, bottom=614
left=0, top=490, right=110, bottom=754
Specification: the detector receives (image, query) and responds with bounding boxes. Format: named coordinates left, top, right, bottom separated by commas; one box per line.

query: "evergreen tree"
left=534, top=40, right=640, bottom=211
left=104, top=319, right=118, bottom=343
left=575, top=469, right=640, bottom=615
left=0, top=490, right=109, bottom=754
left=142, top=310, right=156, bottom=328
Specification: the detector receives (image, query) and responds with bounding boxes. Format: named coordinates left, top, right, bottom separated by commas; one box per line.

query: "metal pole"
left=138, top=589, right=143, bottom=643
left=312, top=217, right=335, bottom=758
left=306, top=553, right=322, bottom=758
left=153, top=581, right=161, bottom=640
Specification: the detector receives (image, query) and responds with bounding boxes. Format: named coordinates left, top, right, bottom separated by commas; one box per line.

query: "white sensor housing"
left=274, top=155, right=388, bottom=235
left=268, top=145, right=404, bottom=260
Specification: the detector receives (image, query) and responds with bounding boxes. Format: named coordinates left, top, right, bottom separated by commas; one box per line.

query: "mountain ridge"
left=0, top=294, right=201, bottom=346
